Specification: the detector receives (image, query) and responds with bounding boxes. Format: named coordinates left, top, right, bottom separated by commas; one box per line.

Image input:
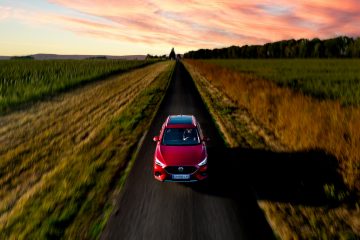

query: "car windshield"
left=162, top=128, right=200, bottom=146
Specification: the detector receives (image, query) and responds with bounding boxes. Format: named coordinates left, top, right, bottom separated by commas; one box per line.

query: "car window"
left=162, top=128, right=200, bottom=146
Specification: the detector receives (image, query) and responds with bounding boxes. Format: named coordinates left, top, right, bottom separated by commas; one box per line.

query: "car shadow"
left=191, top=146, right=346, bottom=207
left=185, top=146, right=348, bottom=239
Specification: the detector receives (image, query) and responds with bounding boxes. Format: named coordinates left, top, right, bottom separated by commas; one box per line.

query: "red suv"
left=153, top=115, right=208, bottom=182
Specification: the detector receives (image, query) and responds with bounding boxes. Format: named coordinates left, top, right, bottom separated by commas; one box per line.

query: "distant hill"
left=0, top=54, right=146, bottom=60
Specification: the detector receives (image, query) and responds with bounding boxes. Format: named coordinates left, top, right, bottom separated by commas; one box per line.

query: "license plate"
left=172, top=174, right=190, bottom=180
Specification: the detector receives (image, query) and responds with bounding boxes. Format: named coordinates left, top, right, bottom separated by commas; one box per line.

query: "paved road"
left=101, top=62, right=275, bottom=240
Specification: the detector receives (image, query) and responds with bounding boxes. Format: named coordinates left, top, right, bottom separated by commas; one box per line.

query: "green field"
left=0, top=59, right=154, bottom=112
left=206, top=59, right=360, bottom=105
left=0, top=62, right=174, bottom=239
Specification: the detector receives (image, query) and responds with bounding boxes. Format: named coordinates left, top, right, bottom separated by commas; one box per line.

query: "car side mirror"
left=153, top=136, right=159, bottom=142
left=202, top=136, right=210, bottom=142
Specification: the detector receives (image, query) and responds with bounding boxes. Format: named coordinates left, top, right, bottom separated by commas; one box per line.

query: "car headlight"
left=198, top=157, right=207, bottom=166
left=155, top=157, right=165, bottom=167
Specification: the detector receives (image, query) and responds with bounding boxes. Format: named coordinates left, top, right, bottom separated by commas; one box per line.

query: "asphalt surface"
left=101, top=62, right=276, bottom=240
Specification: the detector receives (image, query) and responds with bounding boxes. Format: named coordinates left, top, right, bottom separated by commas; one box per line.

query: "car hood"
left=157, top=144, right=206, bottom=166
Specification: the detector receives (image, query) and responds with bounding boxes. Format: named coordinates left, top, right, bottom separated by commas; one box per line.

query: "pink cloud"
left=4, top=0, right=360, bottom=52
left=0, top=6, right=12, bottom=20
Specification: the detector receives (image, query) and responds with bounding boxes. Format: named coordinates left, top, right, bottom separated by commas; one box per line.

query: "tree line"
left=184, top=36, right=360, bottom=59
left=145, top=54, right=168, bottom=60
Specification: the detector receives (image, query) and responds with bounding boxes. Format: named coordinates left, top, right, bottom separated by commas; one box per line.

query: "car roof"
left=165, top=115, right=197, bottom=128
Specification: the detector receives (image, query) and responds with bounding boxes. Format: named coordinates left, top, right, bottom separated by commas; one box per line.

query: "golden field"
left=184, top=60, right=359, bottom=239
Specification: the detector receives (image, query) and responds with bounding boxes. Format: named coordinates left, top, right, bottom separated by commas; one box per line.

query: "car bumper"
left=154, top=164, right=208, bottom=182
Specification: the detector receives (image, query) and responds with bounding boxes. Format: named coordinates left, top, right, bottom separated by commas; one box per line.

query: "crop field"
left=184, top=60, right=360, bottom=239
left=0, top=61, right=174, bottom=239
left=205, top=59, right=360, bottom=105
left=0, top=59, right=153, bottom=112
left=185, top=59, right=360, bottom=190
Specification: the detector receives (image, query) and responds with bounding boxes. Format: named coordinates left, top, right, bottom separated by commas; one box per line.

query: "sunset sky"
left=1, top=0, right=360, bottom=56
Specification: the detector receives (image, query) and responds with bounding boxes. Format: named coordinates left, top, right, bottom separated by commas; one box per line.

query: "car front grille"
left=165, top=166, right=197, bottom=174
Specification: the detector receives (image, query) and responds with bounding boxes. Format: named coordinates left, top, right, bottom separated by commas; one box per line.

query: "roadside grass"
left=206, top=59, right=360, bottom=106
left=259, top=202, right=359, bottom=239
left=0, top=61, right=175, bottom=239
left=0, top=59, right=155, bottom=113
left=185, top=59, right=360, bottom=192
left=184, top=60, right=360, bottom=239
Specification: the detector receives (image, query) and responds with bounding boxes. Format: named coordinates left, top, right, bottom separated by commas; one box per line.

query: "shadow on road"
left=187, top=146, right=347, bottom=239
left=192, top=146, right=346, bottom=206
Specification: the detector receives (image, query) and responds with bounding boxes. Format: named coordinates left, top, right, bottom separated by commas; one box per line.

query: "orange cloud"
left=3, top=0, right=360, bottom=53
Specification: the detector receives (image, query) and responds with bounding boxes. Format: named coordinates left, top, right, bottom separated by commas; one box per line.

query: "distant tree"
left=11, top=56, right=34, bottom=60
left=169, top=48, right=176, bottom=60
left=227, top=46, right=237, bottom=58
left=349, top=37, right=360, bottom=57
left=87, top=56, right=107, bottom=59
left=324, top=38, right=339, bottom=57
left=309, top=38, right=323, bottom=57
left=146, top=54, right=168, bottom=60
left=240, top=45, right=248, bottom=57
left=257, top=45, right=267, bottom=58
left=298, top=39, right=308, bottom=58
left=283, top=39, right=298, bottom=58
left=339, top=36, right=353, bottom=57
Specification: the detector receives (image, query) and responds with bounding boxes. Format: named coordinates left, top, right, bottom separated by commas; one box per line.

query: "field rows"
left=0, top=61, right=173, bottom=238
left=184, top=60, right=359, bottom=239
left=0, top=59, right=152, bottom=112
left=205, top=59, right=360, bottom=105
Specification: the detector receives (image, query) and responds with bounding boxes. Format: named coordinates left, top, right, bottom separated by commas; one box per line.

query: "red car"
left=153, top=115, right=209, bottom=182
